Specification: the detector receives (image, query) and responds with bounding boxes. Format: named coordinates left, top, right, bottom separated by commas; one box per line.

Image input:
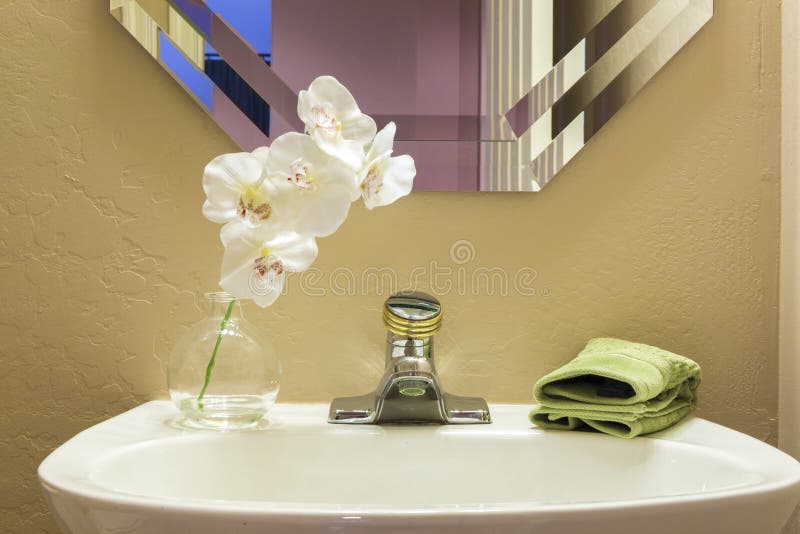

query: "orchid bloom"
left=298, top=76, right=377, bottom=169
left=202, top=149, right=285, bottom=230
left=265, top=132, right=356, bottom=237
left=219, top=225, right=318, bottom=308
left=203, top=75, right=416, bottom=309
left=358, top=122, right=416, bottom=209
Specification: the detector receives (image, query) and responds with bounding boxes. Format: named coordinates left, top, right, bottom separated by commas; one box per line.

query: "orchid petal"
left=220, top=220, right=249, bottom=247
left=302, top=76, right=361, bottom=121
left=261, top=231, right=319, bottom=273
left=251, top=146, right=270, bottom=166
left=265, top=133, right=316, bottom=175
left=369, top=121, right=396, bottom=157
left=310, top=133, right=366, bottom=170
left=219, top=230, right=264, bottom=300
left=293, top=183, right=353, bottom=237
left=363, top=155, right=416, bottom=210
left=202, top=152, right=262, bottom=223
left=342, top=114, right=377, bottom=146
left=219, top=229, right=318, bottom=308
left=266, top=132, right=359, bottom=236
left=202, top=187, right=240, bottom=224
left=203, top=152, right=262, bottom=190
left=358, top=122, right=415, bottom=209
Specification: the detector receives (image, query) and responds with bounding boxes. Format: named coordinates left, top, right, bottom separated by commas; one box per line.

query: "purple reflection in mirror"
left=271, top=1, right=482, bottom=190
left=273, top=1, right=482, bottom=142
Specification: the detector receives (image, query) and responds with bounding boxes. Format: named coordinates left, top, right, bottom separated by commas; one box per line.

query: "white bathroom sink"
left=39, top=402, right=800, bottom=533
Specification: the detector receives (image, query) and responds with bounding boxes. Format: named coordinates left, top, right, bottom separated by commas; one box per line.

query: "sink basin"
left=39, top=402, right=800, bottom=533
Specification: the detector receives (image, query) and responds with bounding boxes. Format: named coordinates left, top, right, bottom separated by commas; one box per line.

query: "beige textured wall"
left=0, top=1, right=780, bottom=532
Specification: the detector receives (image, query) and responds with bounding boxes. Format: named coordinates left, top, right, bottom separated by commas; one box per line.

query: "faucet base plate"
left=328, top=392, right=491, bottom=425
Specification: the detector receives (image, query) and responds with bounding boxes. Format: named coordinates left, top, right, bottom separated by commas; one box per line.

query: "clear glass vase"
left=168, top=292, right=281, bottom=430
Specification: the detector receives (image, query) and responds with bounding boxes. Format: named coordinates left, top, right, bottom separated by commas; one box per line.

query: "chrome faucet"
left=328, top=292, right=491, bottom=424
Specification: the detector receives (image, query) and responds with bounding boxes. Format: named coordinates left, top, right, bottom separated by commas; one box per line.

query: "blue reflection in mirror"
left=159, top=0, right=273, bottom=136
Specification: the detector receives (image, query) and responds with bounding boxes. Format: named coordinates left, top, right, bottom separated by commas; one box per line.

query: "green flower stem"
left=197, top=298, right=236, bottom=410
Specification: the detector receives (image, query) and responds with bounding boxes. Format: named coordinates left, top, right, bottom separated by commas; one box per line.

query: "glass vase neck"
left=204, top=292, right=242, bottom=319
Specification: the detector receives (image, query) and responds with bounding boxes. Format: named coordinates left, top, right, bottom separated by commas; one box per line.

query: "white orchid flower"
left=251, top=146, right=271, bottom=166
left=265, top=132, right=356, bottom=237
left=202, top=149, right=287, bottom=230
left=205, top=75, right=418, bottom=308
left=219, top=225, right=318, bottom=308
left=298, top=76, right=377, bottom=169
left=358, top=122, right=416, bottom=209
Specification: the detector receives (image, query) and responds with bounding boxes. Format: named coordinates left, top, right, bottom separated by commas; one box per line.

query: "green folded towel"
left=530, top=338, right=701, bottom=439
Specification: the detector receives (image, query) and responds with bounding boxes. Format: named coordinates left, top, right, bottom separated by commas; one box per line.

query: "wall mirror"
left=111, top=0, right=712, bottom=191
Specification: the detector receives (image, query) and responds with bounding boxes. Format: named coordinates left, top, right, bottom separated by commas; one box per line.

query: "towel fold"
left=530, top=338, right=701, bottom=439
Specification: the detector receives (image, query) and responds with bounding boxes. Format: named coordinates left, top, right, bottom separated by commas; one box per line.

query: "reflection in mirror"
left=110, top=0, right=712, bottom=192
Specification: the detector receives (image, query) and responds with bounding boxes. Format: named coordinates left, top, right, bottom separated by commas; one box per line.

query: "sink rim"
left=38, top=401, right=800, bottom=518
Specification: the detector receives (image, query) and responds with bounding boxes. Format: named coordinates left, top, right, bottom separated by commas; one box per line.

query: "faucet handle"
left=383, top=291, right=442, bottom=338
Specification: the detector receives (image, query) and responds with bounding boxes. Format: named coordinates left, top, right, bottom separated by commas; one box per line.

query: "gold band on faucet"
left=382, top=292, right=443, bottom=338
